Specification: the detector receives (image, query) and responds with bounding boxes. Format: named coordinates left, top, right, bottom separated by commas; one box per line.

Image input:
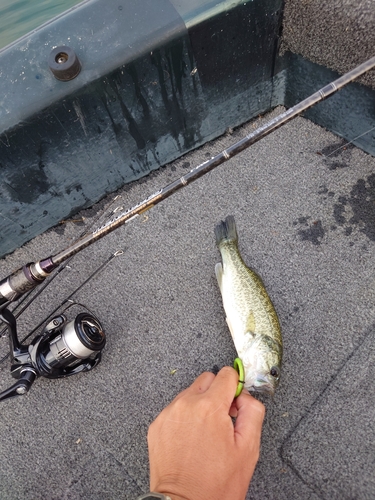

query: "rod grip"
left=0, top=260, right=54, bottom=304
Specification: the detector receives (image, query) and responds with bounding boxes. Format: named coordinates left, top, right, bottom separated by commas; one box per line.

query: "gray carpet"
left=0, top=107, right=374, bottom=499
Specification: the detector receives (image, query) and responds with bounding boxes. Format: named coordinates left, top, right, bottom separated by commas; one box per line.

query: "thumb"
left=234, top=392, right=265, bottom=445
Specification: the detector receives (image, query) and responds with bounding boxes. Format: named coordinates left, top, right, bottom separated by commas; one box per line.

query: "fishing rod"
left=1, top=55, right=375, bottom=307
left=0, top=54, right=374, bottom=401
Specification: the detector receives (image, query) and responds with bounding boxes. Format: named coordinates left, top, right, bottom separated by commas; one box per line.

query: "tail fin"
left=214, top=215, right=238, bottom=246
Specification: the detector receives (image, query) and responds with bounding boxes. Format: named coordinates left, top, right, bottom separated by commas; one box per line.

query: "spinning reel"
left=0, top=304, right=106, bottom=402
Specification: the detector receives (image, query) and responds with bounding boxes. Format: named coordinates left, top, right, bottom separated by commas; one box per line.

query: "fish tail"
left=215, top=215, right=238, bottom=246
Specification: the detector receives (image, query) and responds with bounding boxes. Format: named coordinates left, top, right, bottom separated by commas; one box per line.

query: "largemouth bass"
left=215, top=216, right=282, bottom=396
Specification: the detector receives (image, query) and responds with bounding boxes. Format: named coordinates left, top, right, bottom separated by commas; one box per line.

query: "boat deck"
left=1, top=107, right=374, bottom=500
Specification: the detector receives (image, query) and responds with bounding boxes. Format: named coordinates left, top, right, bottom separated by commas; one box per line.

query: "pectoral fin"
left=225, top=315, right=235, bottom=342
left=215, top=262, right=223, bottom=292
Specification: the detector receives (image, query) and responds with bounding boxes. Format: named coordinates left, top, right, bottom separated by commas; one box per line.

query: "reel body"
left=0, top=306, right=105, bottom=401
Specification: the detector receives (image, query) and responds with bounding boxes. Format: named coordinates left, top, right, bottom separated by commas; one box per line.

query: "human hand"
left=147, top=366, right=265, bottom=500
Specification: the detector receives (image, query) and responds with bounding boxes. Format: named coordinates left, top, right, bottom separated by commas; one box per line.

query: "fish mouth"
left=249, top=376, right=277, bottom=396
left=249, top=384, right=275, bottom=396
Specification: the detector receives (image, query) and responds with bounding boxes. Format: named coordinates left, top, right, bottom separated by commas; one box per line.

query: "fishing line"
left=319, top=125, right=375, bottom=159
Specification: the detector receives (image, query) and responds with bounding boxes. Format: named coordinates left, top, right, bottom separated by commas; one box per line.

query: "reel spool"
left=0, top=306, right=105, bottom=401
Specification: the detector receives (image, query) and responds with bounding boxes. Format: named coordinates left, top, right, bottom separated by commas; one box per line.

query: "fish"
left=214, top=215, right=282, bottom=396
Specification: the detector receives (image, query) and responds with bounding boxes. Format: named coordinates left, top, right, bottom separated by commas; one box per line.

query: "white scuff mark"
left=0, top=211, right=17, bottom=224
left=0, top=135, right=10, bottom=147
left=73, top=99, right=87, bottom=137
left=190, top=67, right=198, bottom=76
left=53, top=112, right=70, bottom=138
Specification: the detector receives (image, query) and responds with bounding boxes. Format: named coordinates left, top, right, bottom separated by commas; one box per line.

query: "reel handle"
left=0, top=369, right=36, bottom=401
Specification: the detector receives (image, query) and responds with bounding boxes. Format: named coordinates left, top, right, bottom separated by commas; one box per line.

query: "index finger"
left=206, top=366, right=238, bottom=408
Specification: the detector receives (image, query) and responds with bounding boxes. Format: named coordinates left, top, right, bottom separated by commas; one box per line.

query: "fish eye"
left=270, top=366, right=280, bottom=379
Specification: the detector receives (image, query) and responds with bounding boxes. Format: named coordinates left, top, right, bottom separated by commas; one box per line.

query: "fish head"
left=241, top=333, right=282, bottom=396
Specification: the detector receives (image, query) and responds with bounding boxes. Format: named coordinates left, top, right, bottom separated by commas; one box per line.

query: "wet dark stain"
left=166, top=39, right=187, bottom=98
left=328, top=161, right=348, bottom=171
left=52, top=224, right=65, bottom=236
left=288, top=306, right=300, bottom=318
left=5, top=143, right=50, bottom=203
left=101, top=96, right=122, bottom=136
left=101, top=96, right=140, bottom=175
left=333, top=204, right=346, bottom=225
left=320, top=140, right=355, bottom=158
left=126, top=65, right=151, bottom=120
left=319, top=140, right=354, bottom=171
left=182, top=162, right=190, bottom=169
left=333, top=174, right=375, bottom=241
left=110, top=83, right=146, bottom=150
left=298, top=216, right=309, bottom=225
left=151, top=50, right=172, bottom=115
left=293, top=216, right=309, bottom=227
left=297, top=219, right=325, bottom=245
left=66, top=184, right=82, bottom=196
left=150, top=40, right=198, bottom=151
